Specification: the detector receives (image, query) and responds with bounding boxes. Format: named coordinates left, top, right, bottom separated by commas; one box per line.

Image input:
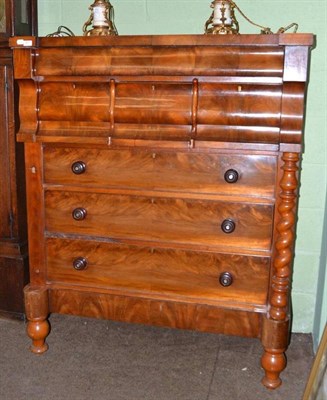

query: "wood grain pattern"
left=197, top=83, right=282, bottom=127
left=43, top=147, right=277, bottom=198
left=280, top=82, right=306, bottom=145
left=45, top=191, right=274, bottom=251
left=34, top=45, right=284, bottom=77
left=29, top=81, right=283, bottom=144
left=49, top=287, right=263, bottom=338
left=37, top=82, right=282, bottom=126
left=46, top=237, right=270, bottom=308
left=12, top=34, right=313, bottom=388
left=13, top=35, right=312, bottom=147
left=24, top=143, right=47, bottom=284
left=17, top=79, right=38, bottom=136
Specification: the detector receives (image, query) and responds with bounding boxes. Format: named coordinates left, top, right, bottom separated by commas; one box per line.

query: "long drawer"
left=45, top=238, right=270, bottom=307
left=45, top=191, right=274, bottom=251
left=36, top=81, right=282, bottom=143
left=43, top=147, right=277, bottom=198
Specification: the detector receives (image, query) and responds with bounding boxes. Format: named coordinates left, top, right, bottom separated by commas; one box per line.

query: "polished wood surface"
left=43, top=147, right=277, bottom=197
left=45, top=191, right=274, bottom=250
left=29, top=80, right=282, bottom=144
left=12, top=34, right=313, bottom=389
left=46, top=238, right=270, bottom=309
left=49, top=287, right=263, bottom=337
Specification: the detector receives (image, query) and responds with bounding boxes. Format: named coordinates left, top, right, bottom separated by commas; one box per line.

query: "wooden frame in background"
left=0, top=0, right=37, bottom=37
left=303, top=324, right=327, bottom=399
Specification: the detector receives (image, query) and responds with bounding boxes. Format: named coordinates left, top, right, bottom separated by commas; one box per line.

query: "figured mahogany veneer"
left=43, top=148, right=277, bottom=197
left=45, top=191, right=274, bottom=250
left=11, top=34, right=313, bottom=389
left=46, top=238, right=270, bottom=308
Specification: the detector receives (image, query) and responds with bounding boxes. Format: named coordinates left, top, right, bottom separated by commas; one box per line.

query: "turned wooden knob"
left=224, top=169, right=239, bottom=183
left=72, top=208, right=87, bottom=221
left=71, top=161, right=86, bottom=175
left=73, top=257, right=88, bottom=271
left=221, top=219, right=236, bottom=234
left=219, top=272, right=233, bottom=287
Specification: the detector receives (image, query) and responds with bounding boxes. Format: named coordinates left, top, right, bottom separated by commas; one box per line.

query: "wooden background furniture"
left=11, top=33, right=313, bottom=388
left=0, top=0, right=37, bottom=316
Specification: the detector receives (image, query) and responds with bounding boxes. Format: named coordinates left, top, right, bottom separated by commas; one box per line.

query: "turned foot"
left=26, top=319, right=50, bottom=354
left=24, top=285, right=50, bottom=354
left=261, top=348, right=286, bottom=389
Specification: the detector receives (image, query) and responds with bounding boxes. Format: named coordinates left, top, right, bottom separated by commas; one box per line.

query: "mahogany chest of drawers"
left=11, top=33, right=313, bottom=389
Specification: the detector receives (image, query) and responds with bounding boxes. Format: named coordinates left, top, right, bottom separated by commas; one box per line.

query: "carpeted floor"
left=0, top=314, right=314, bottom=400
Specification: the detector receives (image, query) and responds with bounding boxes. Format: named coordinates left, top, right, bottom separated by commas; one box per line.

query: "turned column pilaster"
left=261, top=152, right=299, bottom=389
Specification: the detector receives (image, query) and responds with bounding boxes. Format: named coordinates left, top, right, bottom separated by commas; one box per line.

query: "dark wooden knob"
left=219, top=272, right=233, bottom=287
left=72, top=208, right=87, bottom=221
left=71, top=161, right=86, bottom=175
left=224, top=169, right=239, bottom=183
left=221, top=219, right=236, bottom=234
left=73, top=257, right=88, bottom=271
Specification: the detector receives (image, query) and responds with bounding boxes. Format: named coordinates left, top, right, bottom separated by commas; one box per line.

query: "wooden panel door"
left=0, top=64, right=11, bottom=238
left=0, top=54, right=28, bottom=316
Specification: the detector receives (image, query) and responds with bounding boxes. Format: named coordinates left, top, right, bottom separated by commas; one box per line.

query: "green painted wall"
left=37, top=0, right=327, bottom=337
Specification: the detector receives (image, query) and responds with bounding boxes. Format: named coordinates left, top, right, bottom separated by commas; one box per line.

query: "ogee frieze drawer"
left=34, top=81, right=282, bottom=143
left=43, top=147, right=277, bottom=198
left=45, top=191, right=274, bottom=251
left=45, top=237, right=270, bottom=307
left=36, top=82, right=281, bottom=126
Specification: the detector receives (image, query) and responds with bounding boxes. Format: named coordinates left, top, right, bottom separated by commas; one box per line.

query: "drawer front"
left=37, top=82, right=281, bottom=126
left=198, top=83, right=282, bottom=127
left=44, top=147, right=277, bottom=198
left=46, top=238, right=270, bottom=307
left=45, top=191, right=273, bottom=251
left=35, top=46, right=284, bottom=77
left=38, top=82, right=192, bottom=126
left=34, top=80, right=281, bottom=144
